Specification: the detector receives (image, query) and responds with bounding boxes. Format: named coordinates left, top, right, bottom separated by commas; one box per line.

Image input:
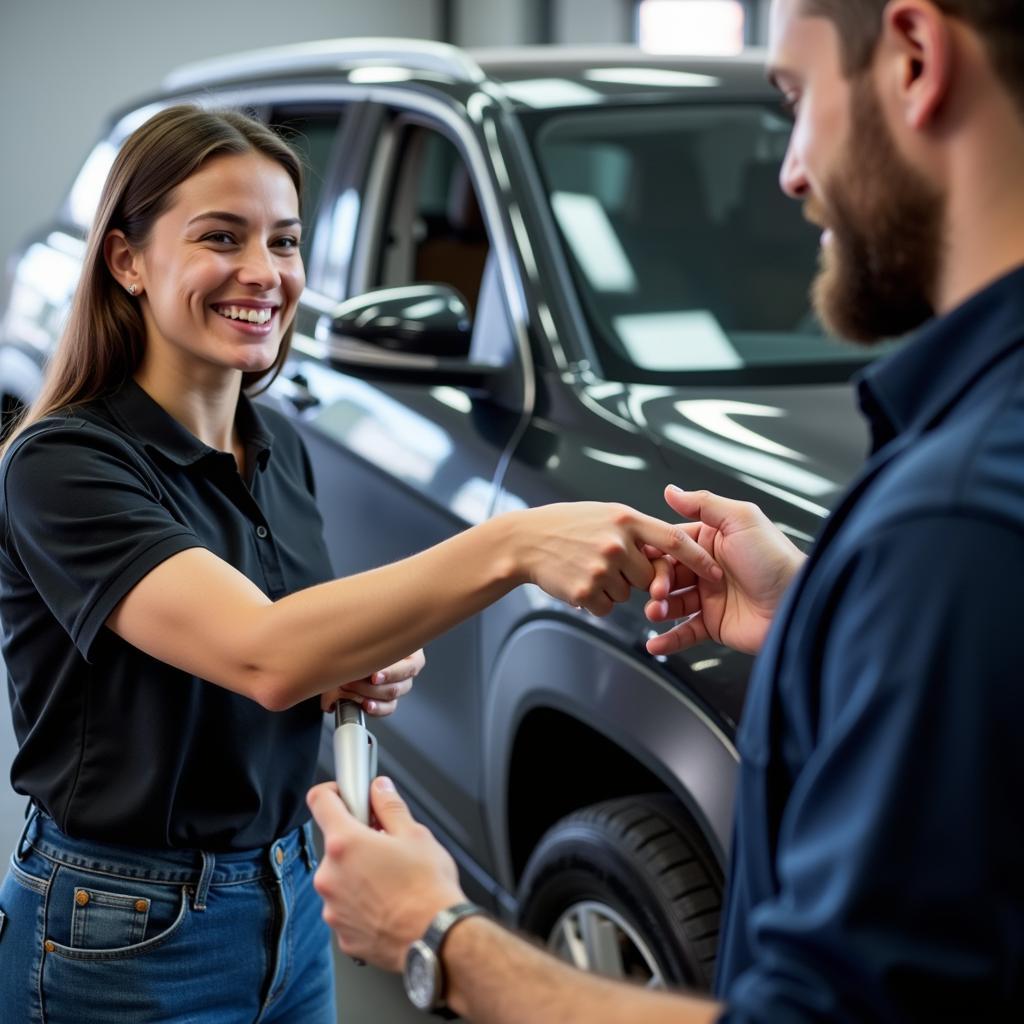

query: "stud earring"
left=127, top=283, right=138, bottom=296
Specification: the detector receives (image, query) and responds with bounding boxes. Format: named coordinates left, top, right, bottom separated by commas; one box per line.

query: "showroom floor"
left=0, top=672, right=424, bottom=1023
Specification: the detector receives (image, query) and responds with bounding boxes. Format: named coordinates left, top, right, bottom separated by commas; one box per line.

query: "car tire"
left=517, top=794, right=722, bottom=990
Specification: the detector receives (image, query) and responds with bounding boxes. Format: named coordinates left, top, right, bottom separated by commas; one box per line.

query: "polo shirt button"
left=256, top=525, right=269, bottom=539
left=275, top=846, right=284, bottom=865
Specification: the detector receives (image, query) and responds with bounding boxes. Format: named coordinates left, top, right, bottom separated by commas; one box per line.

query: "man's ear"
left=104, top=229, right=144, bottom=296
left=879, top=0, right=954, bottom=130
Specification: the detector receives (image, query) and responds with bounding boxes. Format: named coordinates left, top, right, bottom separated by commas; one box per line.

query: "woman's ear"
left=104, top=229, right=144, bottom=297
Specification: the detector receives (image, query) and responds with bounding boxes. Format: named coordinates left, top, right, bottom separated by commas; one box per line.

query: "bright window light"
left=637, top=0, right=746, bottom=55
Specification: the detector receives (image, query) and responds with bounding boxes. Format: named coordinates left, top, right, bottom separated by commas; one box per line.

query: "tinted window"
left=373, top=126, right=490, bottom=314
left=531, top=105, right=886, bottom=379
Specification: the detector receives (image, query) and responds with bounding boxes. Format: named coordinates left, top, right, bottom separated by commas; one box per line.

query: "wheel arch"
left=482, top=618, right=739, bottom=896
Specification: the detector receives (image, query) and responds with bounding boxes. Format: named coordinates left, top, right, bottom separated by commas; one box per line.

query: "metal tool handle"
left=333, top=700, right=378, bottom=826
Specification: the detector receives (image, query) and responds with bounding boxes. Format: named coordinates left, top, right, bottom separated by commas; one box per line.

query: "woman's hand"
left=320, top=649, right=426, bottom=717
left=507, top=501, right=722, bottom=617
left=645, top=487, right=806, bottom=656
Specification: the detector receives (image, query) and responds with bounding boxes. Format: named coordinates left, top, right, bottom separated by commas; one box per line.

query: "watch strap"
left=423, top=901, right=484, bottom=1017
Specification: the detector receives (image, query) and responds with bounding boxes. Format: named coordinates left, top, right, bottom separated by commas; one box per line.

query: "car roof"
left=162, top=39, right=776, bottom=107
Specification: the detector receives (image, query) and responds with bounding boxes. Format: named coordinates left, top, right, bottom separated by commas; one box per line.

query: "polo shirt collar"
left=856, top=262, right=1024, bottom=453
left=104, top=379, right=274, bottom=471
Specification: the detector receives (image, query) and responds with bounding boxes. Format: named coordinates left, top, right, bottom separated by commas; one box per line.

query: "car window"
left=372, top=125, right=490, bottom=315
left=529, top=104, right=894, bottom=381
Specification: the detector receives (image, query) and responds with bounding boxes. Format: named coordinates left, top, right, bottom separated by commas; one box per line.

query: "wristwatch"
left=403, top=901, right=484, bottom=1017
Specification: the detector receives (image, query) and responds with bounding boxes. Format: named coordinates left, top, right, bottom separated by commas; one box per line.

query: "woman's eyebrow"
left=187, top=211, right=302, bottom=229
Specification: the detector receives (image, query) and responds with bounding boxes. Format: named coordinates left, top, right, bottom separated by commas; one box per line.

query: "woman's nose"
left=236, top=243, right=280, bottom=289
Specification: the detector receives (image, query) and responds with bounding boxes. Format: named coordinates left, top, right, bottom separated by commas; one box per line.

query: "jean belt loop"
left=193, top=850, right=215, bottom=911
left=300, top=819, right=317, bottom=871
left=14, top=802, right=39, bottom=862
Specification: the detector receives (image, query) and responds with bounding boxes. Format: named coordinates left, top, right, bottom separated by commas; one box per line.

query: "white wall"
left=554, top=0, right=630, bottom=45
left=456, top=0, right=541, bottom=47
left=0, top=0, right=441, bottom=274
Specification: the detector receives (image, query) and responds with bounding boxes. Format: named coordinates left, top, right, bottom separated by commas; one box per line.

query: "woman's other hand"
left=320, top=649, right=426, bottom=716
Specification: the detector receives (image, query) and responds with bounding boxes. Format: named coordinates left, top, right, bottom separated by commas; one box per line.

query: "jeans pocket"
left=46, top=867, right=188, bottom=959
left=71, top=886, right=150, bottom=948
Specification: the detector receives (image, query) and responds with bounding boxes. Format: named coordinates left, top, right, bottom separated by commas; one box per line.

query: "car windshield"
left=529, top=104, right=888, bottom=382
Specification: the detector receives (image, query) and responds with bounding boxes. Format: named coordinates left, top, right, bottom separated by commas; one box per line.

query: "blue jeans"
left=0, top=807, right=336, bottom=1023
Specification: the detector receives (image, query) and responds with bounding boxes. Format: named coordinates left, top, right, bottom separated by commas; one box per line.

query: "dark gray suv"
left=0, top=39, right=873, bottom=991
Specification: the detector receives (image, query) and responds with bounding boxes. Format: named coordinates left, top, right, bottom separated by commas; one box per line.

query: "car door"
left=273, top=100, right=528, bottom=867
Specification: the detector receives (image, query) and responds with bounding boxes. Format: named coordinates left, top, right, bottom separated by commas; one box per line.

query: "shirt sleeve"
left=1, top=422, right=204, bottom=661
left=722, top=512, right=1024, bottom=1022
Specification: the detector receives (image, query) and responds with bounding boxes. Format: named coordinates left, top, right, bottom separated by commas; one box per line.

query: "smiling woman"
left=104, top=150, right=306, bottom=447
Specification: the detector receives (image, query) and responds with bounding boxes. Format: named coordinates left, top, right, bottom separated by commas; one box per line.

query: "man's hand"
left=319, top=649, right=425, bottom=716
left=307, top=777, right=465, bottom=971
left=645, top=486, right=805, bottom=656
left=509, top=501, right=722, bottom=617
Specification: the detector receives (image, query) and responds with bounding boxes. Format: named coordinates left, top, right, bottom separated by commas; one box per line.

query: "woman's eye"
left=202, top=231, right=236, bottom=245
left=273, top=236, right=300, bottom=250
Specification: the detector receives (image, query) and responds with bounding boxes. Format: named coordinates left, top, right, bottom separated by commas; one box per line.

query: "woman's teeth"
left=216, top=305, right=272, bottom=324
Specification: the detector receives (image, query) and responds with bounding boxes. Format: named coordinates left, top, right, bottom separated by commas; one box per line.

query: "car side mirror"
left=315, top=284, right=501, bottom=389
left=325, top=283, right=472, bottom=356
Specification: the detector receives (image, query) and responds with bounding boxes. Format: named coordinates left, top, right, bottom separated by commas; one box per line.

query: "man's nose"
left=779, top=140, right=809, bottom=200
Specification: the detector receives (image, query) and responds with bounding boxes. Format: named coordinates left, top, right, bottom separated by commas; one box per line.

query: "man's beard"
left=809, top=76, right=946, bottom=344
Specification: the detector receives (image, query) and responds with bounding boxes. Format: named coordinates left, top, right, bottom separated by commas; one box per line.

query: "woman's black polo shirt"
left=0, top=380, right=334, bottom=850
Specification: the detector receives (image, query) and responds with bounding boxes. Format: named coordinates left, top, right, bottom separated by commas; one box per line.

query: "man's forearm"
left=444, top=916, right=722, bottom=1024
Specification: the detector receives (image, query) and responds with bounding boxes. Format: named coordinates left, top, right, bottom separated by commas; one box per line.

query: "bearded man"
left=307, top=2, right=1024, bottom=1020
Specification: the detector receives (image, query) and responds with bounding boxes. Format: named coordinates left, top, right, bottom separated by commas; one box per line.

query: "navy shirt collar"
left=856, top=262, right=1024, bottom=453
left=103, top=378, right=274, bottom=472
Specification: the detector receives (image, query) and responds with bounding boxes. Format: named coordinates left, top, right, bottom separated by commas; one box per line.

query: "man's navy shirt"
left=0, top=381, right=333, bottom=850
left=717, top=265, right=1024, bottom=1020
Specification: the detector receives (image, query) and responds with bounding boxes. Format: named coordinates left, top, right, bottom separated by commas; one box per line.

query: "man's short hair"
left=802, top=0, right=1024, bottom=113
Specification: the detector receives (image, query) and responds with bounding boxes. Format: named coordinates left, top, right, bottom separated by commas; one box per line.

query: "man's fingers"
left=369, top=776, right=419, bottom=836
left=664, top=485, right=741, bottom=532
left=644, top=587, right=700, bottom=623
left=307, top=782, right=357, bottom=839
left=635, top=512, right=722, bottom=582
left=649, top=557, right=677, bottom=601
left=645, top=615, right=710, bottom=656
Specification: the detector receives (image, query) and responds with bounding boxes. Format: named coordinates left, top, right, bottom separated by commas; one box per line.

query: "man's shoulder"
left=861, top=390, right=1024, bottom=537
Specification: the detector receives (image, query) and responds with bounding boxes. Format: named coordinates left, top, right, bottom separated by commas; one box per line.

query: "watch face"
left=404, top=941, right=439, bottom=1012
